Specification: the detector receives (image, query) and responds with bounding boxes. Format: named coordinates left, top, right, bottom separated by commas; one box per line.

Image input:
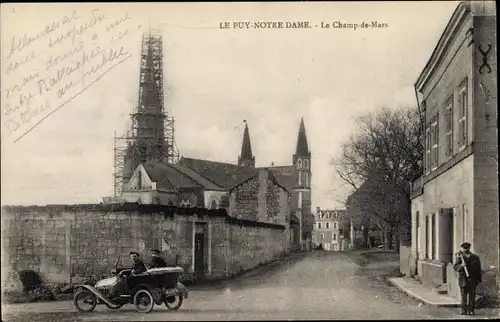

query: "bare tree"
left=333, top=106, right=423, bottom=250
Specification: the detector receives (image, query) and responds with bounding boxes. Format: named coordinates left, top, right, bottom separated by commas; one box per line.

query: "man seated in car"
left=149, top=249, right=167, bottom=268
left=109, top=251, right=148, bottom=298
left=129, top=251, right=148, bottom=275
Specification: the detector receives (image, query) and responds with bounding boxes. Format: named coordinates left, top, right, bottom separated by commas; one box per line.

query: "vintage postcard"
left=1, top=1, right=498, bottom=321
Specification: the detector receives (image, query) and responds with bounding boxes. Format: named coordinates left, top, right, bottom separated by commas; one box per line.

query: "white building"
left=312, top=207, right=346, bottom=251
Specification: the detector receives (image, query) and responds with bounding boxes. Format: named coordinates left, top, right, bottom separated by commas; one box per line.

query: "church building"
left=116, top=118, right=313, bottom=250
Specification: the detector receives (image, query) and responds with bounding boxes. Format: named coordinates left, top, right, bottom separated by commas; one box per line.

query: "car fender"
left=149, top=287, right=164, bottom=305
left=74, top=284, right=121, bottom=309
left=176, top=282, right=188, bottom=299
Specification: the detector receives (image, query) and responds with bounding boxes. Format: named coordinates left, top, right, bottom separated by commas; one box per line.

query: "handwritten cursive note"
left=1, top=7, right=141, bottom=143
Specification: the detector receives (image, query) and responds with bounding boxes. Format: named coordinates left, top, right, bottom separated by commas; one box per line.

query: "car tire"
left=133, top=289, right=154, bottom=313
left=73, top=289, right=97, bottom=312
left=165, top=294, right=183, bottom=311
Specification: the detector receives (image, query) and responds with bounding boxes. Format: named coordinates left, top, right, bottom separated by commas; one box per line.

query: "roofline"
left=178, top=160, right=231, bottom=190
left=180, top=156, right=238, bottom=167
left=268, top=171, right=293, bottom=193
left=137, top=163, right=154, bottom=183
left=229, top=169, right=291, bottom=194
left=229, top=174, right=257, bottom=191
left=169, top=163, right=226, bottom=191
left=264, top=165, right=294, bottom=169
left=415, top=2, right=470, bottom=92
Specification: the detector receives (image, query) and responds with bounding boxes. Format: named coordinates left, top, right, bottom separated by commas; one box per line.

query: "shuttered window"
left=458, top=78, right=468, bottom=149
left=445, top=95, right=453, bottom=158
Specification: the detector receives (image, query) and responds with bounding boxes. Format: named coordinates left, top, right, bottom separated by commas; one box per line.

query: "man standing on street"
left=453, top=242, right=482, bottom=315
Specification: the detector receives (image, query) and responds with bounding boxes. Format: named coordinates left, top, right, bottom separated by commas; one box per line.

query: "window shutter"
left=436, top=112, right=439, bottom=165
left=462, top=87, right=469, bottom=145
left=444, top=105, right=451, bottom=157
left=458, top=94, right=463, bottom=147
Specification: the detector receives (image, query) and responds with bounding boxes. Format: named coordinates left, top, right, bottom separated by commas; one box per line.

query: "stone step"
left=434, top=284, right=449, bottom=295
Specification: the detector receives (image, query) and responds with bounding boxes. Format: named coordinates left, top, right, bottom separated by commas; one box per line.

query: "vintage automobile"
left=73, top=256, right=188, bottom=313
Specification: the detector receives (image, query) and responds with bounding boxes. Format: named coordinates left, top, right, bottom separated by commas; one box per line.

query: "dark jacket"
left=150, top=256, right=167, bottom=268
left=453, top=252, right=482, bottom=287
left=131, top=260, right=148, bottom=275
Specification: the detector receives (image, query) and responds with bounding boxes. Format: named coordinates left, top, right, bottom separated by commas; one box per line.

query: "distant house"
left=312, top=208, right=347, bottom=251
left=410, top=1, right=498, bottom=299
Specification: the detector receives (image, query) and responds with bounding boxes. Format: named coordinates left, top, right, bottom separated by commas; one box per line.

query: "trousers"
left=460, top=284, right=476, bottom=311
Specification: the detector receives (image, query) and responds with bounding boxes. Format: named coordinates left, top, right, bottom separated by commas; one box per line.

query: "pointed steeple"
left=141, top=35, right=160, bottom=108
left=238, top=121, right=255, bottom=167
left=295, top=117, right=309, bottom=156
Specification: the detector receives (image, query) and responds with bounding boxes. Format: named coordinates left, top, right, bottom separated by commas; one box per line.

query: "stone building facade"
left=410, top=1, right=498, bottom=299
left=312, top=208, right=346, bottom=251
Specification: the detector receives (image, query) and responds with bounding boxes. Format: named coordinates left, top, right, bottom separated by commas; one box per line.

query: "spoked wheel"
left=133, top=289, right=155, bottom=313
left=73, top=290, right=97, bottom=312
left=165, top=295, right=183, bottom=311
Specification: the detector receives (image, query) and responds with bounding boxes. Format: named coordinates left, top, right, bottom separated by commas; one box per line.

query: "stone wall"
left=1, top=209, right=165, bottom=285
left=471, top=13, right=499, bottom=289
left=230, top=169, right=291, bottom=228
left=1, top=204, right=290, bottom=289
left=266, top=180, right=280, bottom=221
left=232, top=177, right=259, bottom=221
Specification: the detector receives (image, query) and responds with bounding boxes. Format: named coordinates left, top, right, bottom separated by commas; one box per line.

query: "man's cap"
left=461, top=242, right=471, bottom=249
left=129, top=251, right=140, bottom=256
left=149, top=249, right=161, bottom=254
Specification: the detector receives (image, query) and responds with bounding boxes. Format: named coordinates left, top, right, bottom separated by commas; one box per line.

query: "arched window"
left=304, top=172, right=309, bottom=187
left=298, top=159, right=302, bottom=169
left=305, top=159, right=309, bottom=169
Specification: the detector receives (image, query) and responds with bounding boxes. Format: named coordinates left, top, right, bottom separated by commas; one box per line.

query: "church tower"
left=293, top=117, right=312, bottom=249
left=238, top=122, right=255, bottom=167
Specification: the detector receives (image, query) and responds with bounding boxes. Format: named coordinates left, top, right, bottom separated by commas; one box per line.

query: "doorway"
left=194, top=224, right=206, bottom=277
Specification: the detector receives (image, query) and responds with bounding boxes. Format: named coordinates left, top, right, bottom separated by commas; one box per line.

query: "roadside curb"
left=388, top=277, right=460, bottom=308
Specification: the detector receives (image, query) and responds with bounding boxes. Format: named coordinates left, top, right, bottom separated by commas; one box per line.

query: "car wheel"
left=165, top=294, right=183, bottom=311
left=73, top=290, right=97, bottom=312
left=133, top=289, right=154, bottom=313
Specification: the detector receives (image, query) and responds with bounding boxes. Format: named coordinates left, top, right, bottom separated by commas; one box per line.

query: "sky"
left=1, top=2, right=459, bottom=208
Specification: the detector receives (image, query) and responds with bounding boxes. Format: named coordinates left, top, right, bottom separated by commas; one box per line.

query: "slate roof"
left=260, top=166, right=296, bottom=191
left=270, top=172, right=296, bottom=191
left=228, top=168, right=291, bottom=193
left=168, top=163, right=224, bottom=191
left=316, top=209, right=346, bottom=220
left=143, top=162, right=201, bottom=191
left=176, top=158, right=299, bottom=193
left=179, top=157, right=258, bottom=190
left=267, top=165, right=295, bottom=175
left=296, top=117, right=310, bottom=156
left=240, top=123, right=253, bottom=160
